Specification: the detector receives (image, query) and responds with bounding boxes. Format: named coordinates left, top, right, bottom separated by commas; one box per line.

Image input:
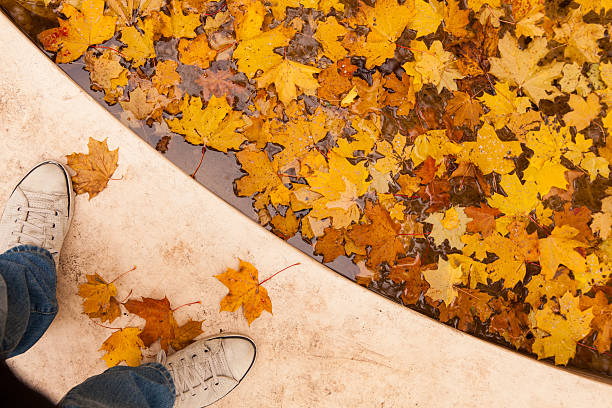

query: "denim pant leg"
left=60, top=363, right=176, bottom=408
left=0, top=245, right=57, bottom=359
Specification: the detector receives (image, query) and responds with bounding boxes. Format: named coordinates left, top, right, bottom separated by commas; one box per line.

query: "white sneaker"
left=157, top=334, right=256, bottom=408
left=0, top=161, right=74, bottom=265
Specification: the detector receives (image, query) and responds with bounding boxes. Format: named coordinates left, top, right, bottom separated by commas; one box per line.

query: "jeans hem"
left=5, top=245, right=54, bottom=262
left=143, top=362, right=176, bottom=396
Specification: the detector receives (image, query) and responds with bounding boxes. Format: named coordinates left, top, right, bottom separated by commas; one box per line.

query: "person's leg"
left=59, top=333, right=256, bottom=408
left=60, top=363, right=175, bottom=408
left=0, top=245, right=57, bottom=359
left=0, top=161, right=74, bottom=359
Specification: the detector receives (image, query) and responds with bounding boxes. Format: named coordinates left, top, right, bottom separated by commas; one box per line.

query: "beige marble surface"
left=0, top=11, right=610, bottom=408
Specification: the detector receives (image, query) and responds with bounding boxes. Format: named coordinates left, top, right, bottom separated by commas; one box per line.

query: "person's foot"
left=157, top=334, right=256, bottom=408
left=0, top=161, right=74, bottom=264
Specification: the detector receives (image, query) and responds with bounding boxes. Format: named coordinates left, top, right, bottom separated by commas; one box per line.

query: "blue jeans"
left=0, top=245, right=176, bottom=407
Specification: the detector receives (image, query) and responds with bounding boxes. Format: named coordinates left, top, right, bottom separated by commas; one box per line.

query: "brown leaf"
left=317, top=65, right=352, bottom=105
left=446, top=91, right=484, bottom=130
left=580, top=291, right=612, bottom=354
left=438, top=288, right=493, bottom=331
left=382, top=72, right=415, bottom=115
left=124, top=297, right=203, bottom=352
left=489, top=295, right=532, bottom=350
left=418, top=180, right=451, bottom=213
left=414, top=156, right=438, bottom=185
left=465, top=205, right=501, bottom=237
left=450, top=162, right=491, bottom=196
left=350, top=72, right=382, bottom=116
left=270, top=209, right=299, bottom=239
left=553, top=203, right=594, bottom=244
left=314, top=227, right=346, bottom=263
left=348, top=202, right=405, bottom=268
left=195, top=69, right=250, bottom=103
left=66, top=137, right=119, bottom=199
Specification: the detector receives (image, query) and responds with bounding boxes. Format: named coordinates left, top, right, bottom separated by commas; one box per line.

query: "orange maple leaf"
left=215, top=259, right=273, bottom=325
left=124, top=296, right=203, bottom=352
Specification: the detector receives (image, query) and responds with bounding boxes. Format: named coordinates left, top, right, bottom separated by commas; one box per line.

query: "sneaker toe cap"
left=19, top=163, right=69, bottom=195
left=222, top=337, right=255, bottom=381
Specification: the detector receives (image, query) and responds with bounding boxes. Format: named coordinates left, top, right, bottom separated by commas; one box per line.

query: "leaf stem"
left=190, top=147, right=206, bottom=178
left=258, top=262, right=301, bottom=286
left=172, top=300, right=202, bottom=312
left=109, top=266, right=136, bottom=284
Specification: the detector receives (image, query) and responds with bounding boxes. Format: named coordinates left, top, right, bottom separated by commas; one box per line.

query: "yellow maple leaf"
left=425, top=207, right=472, bottom=249
left=307, top=155, right=370, bottom=228
left=235, top=145, right=291, bottom=207
left=357, top=0, right=415, bottom=68
left=268, top=111, right=327, bottom=169
left=100, top=327, right=145, bottom=367
left=403, top=40, right=464, bottom=92
left=525, top=123, right=570, bottom=167
left=106, top=0, right=164, bottom=25
left=483, top=232, right=536, bottom=288
left=580, top=152, right=610, bottom=181
left=458, top=123, right=522, bottom=175
left=489, top=33, right=563, bottom=103
left=576, top=253, right=611, bottom=292
left=466, top=0, right=500, bottom=10
left=314, top=17, right=348, bottom=62
left=406, top=0, right=443, bottom=38
left=166, top=95, right=245, bottom=150
left=407, top=129, right=463, bottom=167
left=37, top=0, right=117, bottom=63
left=591, top=197, right=612, bottom=240
left=487, top=174, right=538, bottom=216
left=66, top=137, right=119, bottom=199
left=232, top=0, right=265, bottom=41
left=443, top=0, right=470, bottom=37
left=539, top=225, right=587, bottom=280
left=574, top=0, right=611, bottom=12
left=77, top=273, right=121, bottom=323
left=234, top=25, right=296, bottom=78
left=514, top=5, right=544, bottom=38
left=120, top=22, right=156, bottom=67
left=149, top=1, right=201, bottom=39
left=531, top=293, right=593, bottom=365
left=423, top=259, right=464, bottom=305
left=563, top=93, right=601, bottom=132
left=84, top=51, right=128, bottom=104
left=178, top=33, right=217, bottom=69
left=257, top=59, right=321, bottom=106
left=523, top=161, right=568, bottom=196
left=479, top=82, right=532, bottom=129
left=215, top=259, right=273, bottom=325
left=554, top=8, right=605, bottom=64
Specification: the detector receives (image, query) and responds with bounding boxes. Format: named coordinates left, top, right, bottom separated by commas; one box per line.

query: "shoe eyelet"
left=54, top=211, right=59, bottom=216
left=51, top=236, right=54, bottom=241
left=52, top=224, right=56, bottom=228
left=214, top=382, right=219, bottom=386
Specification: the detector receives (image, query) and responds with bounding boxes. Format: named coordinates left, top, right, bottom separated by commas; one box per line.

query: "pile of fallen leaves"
left=39, top=0, right=612, bottom=370
left=77, top=268, right=205, bottom=367
left=78, top=259, right=279, bottom=367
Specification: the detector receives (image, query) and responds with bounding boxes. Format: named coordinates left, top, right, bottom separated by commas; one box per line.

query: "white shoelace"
left=165, top=347, right=222, bottom=398
left=12, top=204, right=58, bottom=250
